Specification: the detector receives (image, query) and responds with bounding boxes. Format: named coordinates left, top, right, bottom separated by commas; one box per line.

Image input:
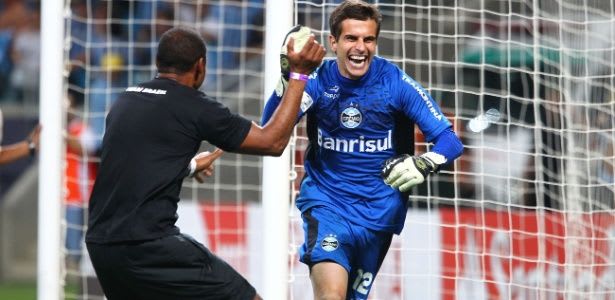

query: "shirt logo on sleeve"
left=402, top=74, right=443, bottom=121
left=300, top=92, right=313, bottom=112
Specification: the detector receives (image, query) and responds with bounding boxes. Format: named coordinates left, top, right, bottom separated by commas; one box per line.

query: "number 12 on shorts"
left=352, top=268, right=374, bottom=295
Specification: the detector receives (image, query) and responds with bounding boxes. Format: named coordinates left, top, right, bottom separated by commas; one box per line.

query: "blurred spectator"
left=130, top=2, right=175, bottom=83
left=195, top=0, right=264, bottom=91
left=0, top=0, right=31, bottom=101
left=69, top=1, right=128, bottom=96
left=9, top=4, right=40, bottom=104
left=65, top=91, right=98, bottom=267
left=66, top=1, right=266, bottom=94
left=0, top=30, right=13, bottom=100
left=441, top=23, right=565, bottom=209
left=87, top=52, right=127, bottom=153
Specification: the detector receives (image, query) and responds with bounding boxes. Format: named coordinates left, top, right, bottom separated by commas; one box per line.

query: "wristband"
left=27, top=138, right=36, bottom=157
left=187, top=158, right=197, bottom=177
left=289, top=72, right=309, bottom=82
left=420, top=152, right=447, bottom=173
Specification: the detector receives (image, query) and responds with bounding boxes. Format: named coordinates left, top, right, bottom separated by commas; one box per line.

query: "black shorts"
left=86, top=234, right=257, bottom=300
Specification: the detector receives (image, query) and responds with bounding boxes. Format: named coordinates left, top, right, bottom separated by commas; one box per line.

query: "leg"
left=65, top=204, right=85, bottom=265
left=310, top=261, right=348, bottom=300
left=346, top=229, right=393, bottom=299
left=86, top=243, right=139, bottom=300
left=298, top=207, right=355, bottom=300
left=131, top=234, right=258, bottom=300
left=88, top=235, right=259, bottom=300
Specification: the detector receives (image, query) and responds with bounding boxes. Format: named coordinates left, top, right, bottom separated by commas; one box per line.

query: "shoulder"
left=310, top=58, right=336, bottom=79
left=305, top=59, right=336, bottom=91
left=373, top=56, right=404, bottom=79
left=320, top=58, right=337, bottom=71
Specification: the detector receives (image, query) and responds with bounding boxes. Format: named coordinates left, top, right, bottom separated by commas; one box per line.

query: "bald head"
left=156, top=27, right=207, bottom=74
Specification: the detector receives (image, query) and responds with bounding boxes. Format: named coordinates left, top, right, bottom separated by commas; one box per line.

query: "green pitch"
left=0, top=282, right=36, bottom=300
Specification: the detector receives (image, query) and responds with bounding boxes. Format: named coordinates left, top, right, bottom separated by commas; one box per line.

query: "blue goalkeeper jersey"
left=262, top=56, right=452, bottom=234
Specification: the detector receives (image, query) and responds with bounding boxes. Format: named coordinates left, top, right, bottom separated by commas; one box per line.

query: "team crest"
left=321, top=234, right=339, bottom=252
left=340, top=104, right=362, bottom=128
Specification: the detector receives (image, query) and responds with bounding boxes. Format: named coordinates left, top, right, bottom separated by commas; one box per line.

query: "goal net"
left=286, top=0, right=614, bottom=299
left=52, top=0, right=615, bottom=299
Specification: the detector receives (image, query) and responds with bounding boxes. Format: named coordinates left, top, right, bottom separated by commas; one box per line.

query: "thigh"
left=299, top=206, right=355, bottom=273
left=88, top=235, right=257, bottom=300
left=310, top=261, right=349, bottom=300
left=346, top=229, right=393, bottom=299
left=86, top=243, right=139, bottom=300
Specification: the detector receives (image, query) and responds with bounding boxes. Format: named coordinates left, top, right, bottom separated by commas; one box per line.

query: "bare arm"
left=236, top=35, right=325, bottom=156
left=0, top=124, right=41, bottom=165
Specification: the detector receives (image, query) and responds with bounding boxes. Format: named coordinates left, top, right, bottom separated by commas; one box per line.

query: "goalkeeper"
left=262, top=1, right=463, bottom=299
left=85, top=26, right=324, bottom=300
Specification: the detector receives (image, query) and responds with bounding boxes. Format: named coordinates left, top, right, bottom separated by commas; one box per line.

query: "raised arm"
left=236, top=33, right=325, bottom=156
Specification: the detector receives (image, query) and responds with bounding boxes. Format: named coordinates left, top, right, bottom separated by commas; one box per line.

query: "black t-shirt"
left=85, top=78, right=252, bottom=244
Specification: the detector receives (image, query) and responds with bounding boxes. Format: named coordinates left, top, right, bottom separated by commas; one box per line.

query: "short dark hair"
left=329, top=0, right=382, bottom=41
left=156, top=27, right=207, bottom=74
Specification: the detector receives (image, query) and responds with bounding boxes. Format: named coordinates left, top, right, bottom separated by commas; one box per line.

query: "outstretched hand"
left=192, top=148, right=224, bottom=183
left=286, top=34, right=326, bottom=76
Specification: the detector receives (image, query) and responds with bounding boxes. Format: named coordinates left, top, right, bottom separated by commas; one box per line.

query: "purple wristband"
left=289, top=72, right=309, bottom=82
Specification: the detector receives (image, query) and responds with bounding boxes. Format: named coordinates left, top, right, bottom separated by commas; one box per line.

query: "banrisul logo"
left=318, top=128, right=392, bottom=153
left=341, top=103, right=362, bottom=128
left=321, top=234, right=339, bottom=252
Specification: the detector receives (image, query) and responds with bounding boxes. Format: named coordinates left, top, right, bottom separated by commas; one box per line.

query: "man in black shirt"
left=85, top=26, right=325, bottom=300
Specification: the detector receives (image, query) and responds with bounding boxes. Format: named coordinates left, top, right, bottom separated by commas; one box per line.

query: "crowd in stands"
left=0, top=0, right=40, bottom=105
left=0, top=0, right=266, bottom=106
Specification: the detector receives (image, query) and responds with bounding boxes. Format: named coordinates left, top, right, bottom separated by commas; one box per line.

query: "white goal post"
left=37, top=1, right=65, bottom=300
left=261, top=1, right=293, bottom=299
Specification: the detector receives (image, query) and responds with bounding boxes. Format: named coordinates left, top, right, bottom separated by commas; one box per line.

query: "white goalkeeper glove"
left=381, top=152, right=447, bottom=192
left=276, top=25, right=312, bottom=97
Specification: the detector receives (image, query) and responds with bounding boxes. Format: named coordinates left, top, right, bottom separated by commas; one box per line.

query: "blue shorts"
left=299, top=206, right=393, bottom=299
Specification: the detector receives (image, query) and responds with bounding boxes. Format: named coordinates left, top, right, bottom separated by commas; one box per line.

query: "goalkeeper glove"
left=276, top=25, right=312, bottom=97
left=381, top=152, right=446, bottom=192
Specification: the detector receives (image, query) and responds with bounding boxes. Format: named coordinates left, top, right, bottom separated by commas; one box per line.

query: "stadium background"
left=0, top=0, right=614, bottom=299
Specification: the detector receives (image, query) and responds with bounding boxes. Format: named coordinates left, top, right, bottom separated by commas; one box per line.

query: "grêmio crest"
left=340, top=102, right=362, bottom=129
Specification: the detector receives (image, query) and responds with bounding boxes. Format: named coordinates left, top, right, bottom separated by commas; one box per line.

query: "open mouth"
left=348, top=55, right=367, bottom=67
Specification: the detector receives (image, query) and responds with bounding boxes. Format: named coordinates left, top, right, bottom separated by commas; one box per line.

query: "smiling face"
left=329, top=18, right=378, bottom=80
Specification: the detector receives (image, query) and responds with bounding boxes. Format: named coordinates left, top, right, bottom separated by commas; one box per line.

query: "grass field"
left=0, top=281, right=36, bottom=300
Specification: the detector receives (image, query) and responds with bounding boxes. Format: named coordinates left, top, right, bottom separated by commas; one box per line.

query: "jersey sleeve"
left=393, top=68, right=451, bottom=142
left=431, top=128, right=464, bottom=163
left=196, top=96, right=252, bottom=152
left=261, top=74, right=319, bottom=125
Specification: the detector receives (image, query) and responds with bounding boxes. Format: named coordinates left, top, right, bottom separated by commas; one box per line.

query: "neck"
left=157, top=72, right=197, bottom=89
